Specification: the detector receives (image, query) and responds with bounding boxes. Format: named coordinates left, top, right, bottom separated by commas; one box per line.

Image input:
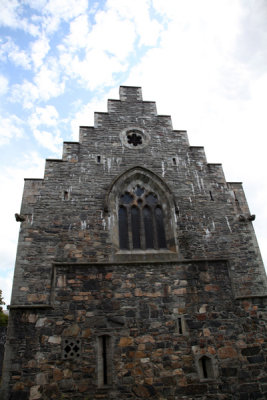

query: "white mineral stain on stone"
left=187, top=152, right=191, bottom=164
left=199, top=304, right=208, bottom=313
left=107, top=158, right=112, bottom=172
left=48, top=336, right=61, bottom=344
left=205, top=229, right=211, bottom=239
left=35, top=318, right=47, bottom=328
left=225, top=216, right=232, bottom=232
left=140, top=358, right=150, bottom=363
left=161, top=161, right=165, bottom=177
left=102, top=218, right=106, bottom=230
left=191, top=184, right=195, bottom=195
left=194, top=171, right=202, bottom=191
left=81, top=220, right=87, bottom=230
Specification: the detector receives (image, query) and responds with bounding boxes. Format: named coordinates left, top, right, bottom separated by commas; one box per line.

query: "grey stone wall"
left=1, top=86, right=266, bottom=399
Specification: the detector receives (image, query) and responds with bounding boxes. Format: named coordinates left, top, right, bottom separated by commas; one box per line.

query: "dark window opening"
left=63, top=339, right=81, bottom=359
left=209, top=191, right=214, bottom=201
left=64, top=191, right=69, bottom=200
left=97, top=155, right=101, bottom=163
left=118, top=187, right=168, bottom=251
left=119, top=206, right=129, bottom=249
left=199, top=356, right=214, bottom=379
left=172, top=158, right=177, bottom=165
left=102, top=335, right=108, bottom=385
left=144, top=206, right=154, bottom=249
left=131, top=206, right=141, bottom=249
left=178, top=317, right=183, bottom=334
left=127, top=132, right=142, bottom=146
left=233, top=190, right=239, bottom=202
left=118, top=185, right=167, bottom=250
left=121, top=192, right=133, bottom=204
left=98, top=335, right=111, bottom=386
left=155, top=206, right=167, bottom=248
left=146, top=193, right=158, bottom=205
left=135, top=185, right=144, bottom=197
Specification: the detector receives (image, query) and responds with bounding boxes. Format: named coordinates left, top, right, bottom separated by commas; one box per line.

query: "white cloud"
left=88, top=8, right=136, bottom=59
left=31, top=35, right=50, bottom=69
left=45, top=0, right=88, bottom=21
left=0, top=74, right=8, bottom=96
left=0, top=38, right=31, bottom=70
left=0, top=0, right=21, bottom=28
left=11, top=80, right=39, bottom=109
left=33, top=128, right=62, bottom=154
left=107, top=0, right=162, bottom=47
left=29, top=105, right=59, bottom=129
left=41, top=0, right=88, bottom=35
left=34, top=61, right=65, bottom=100
left=63, top=14, right=89, bottom=50
left=59, top=47, right=126, bottom=90
left=0, top=0, right=39, bottom=36
left=12, top=60, right=65, bottom=108
left=0, top=115, right=24, bottom=145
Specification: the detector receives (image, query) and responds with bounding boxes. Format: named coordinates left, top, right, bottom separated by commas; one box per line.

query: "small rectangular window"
left=97, top=155, right=101, bottom=163
left=172, top=158, right=177, bottom=166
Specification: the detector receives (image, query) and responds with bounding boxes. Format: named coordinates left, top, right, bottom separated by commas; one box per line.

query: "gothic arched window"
left=105, top=167, right=178, bottom=256
left=118, top=185, right=167, bottom=250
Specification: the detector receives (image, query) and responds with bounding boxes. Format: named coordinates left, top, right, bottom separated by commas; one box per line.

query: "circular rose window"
left=120, top=127, right=150, bottom=149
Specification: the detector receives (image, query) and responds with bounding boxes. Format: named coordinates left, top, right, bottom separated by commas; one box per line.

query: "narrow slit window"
left=98, top=335, right=112, bottom=386
left=199, top=356, right=214, bottom=379
left=64, top=190, right=69, bottom=200
left=97, top=155, right=101, bottom=163
left=178, top=317, right=183, bottom=334
left=131, top=206, right=141, bottom=249
left=172, top=158, right=177, bottom=166
left=209, top=191, right=214, bottom=201
left=119, top=206, right=129, bottom=249
left=233, top=190, right=239, bottom=202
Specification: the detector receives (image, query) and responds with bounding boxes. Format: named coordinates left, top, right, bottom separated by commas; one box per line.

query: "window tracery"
left=118, top=185, right=167, bottom=250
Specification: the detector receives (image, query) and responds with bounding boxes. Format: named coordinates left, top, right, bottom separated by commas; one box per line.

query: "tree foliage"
left=0, top=289, right=8, bottom=326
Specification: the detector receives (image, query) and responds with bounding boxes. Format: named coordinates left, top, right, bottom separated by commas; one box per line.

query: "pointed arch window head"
left=118, top=185, right=167, bottom=251
left=106, top=167, right=178, bottom=256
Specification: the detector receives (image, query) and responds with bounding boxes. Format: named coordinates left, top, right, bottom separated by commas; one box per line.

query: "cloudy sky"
left=0, top=0, right=266, bottom=306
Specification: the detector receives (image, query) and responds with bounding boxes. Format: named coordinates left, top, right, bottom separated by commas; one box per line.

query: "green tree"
left=0, top=290, right=8, bottom=326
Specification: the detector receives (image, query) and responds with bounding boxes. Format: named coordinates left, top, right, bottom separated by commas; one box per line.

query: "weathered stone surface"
left=1, top=86, right=267, bottom=400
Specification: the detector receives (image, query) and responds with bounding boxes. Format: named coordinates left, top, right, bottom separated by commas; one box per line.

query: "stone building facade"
left=1, top=86, right=267, bottom=399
